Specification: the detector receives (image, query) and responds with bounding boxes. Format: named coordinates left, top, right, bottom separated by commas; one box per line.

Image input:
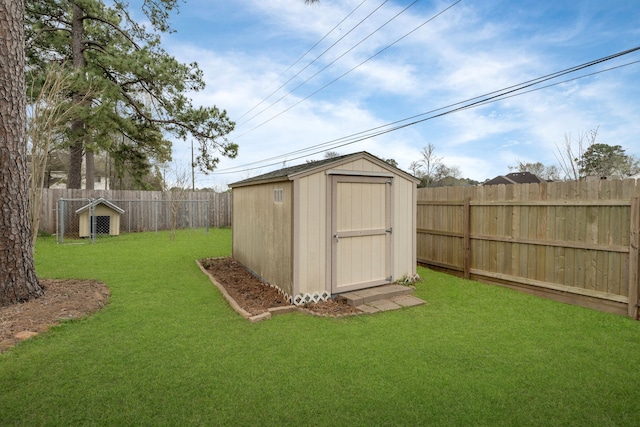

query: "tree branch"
left=81, top=13, right=141, bottom=50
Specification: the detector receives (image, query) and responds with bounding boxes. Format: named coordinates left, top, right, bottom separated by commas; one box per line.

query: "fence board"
left=629, top=198, right=640, bottom=318
left=417, top=178, right=640, bottom=317
left=39, top=189, right=232, bottom=235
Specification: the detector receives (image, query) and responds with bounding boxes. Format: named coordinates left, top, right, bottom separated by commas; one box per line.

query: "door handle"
left=334, top=234, right=339, bottom=243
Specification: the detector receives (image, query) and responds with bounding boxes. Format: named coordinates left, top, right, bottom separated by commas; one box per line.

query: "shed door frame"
left=329, top=174, right=393, bottom=294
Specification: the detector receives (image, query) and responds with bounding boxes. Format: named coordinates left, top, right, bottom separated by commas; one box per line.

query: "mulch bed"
left=199, top=257, right=361, bottom=317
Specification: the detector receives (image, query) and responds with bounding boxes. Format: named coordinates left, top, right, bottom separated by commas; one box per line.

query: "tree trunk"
left=67, top=3, right=87, bottom=189
left=0, top=0, right=44, bottom=306
left=67, top=138, right=83, bottom=188
left=85, top=149, right=95, bottom=189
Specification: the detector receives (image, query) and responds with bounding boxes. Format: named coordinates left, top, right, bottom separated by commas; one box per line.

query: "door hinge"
left=385, top=227, right=392, bottom=233
left=386, top=276, right=393, bottom=282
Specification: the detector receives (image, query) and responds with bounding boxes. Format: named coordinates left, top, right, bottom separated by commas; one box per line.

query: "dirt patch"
left=0, top=279, right=110, bottom=353
left=200, top=257, right=361, bottom=317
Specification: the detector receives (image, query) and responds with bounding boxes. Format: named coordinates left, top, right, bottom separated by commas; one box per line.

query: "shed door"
left=330, top=175, right=393, bottom=294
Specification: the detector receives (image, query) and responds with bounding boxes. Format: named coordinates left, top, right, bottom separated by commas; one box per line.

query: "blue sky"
left=144, top=0, right=640, bottom=188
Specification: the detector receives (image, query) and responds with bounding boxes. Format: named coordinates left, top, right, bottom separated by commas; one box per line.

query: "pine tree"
left=0, top=0, right=43, bottom=306
left=26, top=0, right=237, bottom=189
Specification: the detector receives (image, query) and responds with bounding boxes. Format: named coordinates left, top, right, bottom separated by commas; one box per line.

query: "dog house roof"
left=75, top=198, right=125, bottom=215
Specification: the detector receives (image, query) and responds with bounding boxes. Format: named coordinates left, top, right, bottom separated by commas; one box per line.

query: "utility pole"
left=191, top=139, right=195, bottom=191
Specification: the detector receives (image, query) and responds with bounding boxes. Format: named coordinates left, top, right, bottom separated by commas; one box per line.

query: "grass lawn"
left=2, top=229, right=640, bottom=426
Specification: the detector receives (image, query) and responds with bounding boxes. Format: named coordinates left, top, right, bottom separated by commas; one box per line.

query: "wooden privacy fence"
left=417, top=179, right=640, bottom=318
left=38, top=189, right=232, bottom=235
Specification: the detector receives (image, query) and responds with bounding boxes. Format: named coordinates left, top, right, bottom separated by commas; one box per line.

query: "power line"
left=212, top=46, right=640, bottom=175
left=235, top=0, right=371, bottom=122
left=237, top=0, right=420, bottom=129
left=234, top=0, right=462, bottom=139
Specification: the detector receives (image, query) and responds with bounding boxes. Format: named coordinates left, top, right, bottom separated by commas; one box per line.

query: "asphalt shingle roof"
left=229, top=153, right=354, bottom=186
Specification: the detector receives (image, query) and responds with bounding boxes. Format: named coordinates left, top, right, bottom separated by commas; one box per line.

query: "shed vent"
left=274, top=188, right=284, bottom=203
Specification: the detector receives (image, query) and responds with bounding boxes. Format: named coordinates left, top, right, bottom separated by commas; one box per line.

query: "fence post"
left=629, top=197, right=639, bottom=319
left=463, top=197, right=471, bottom=279
left=57, top=199, right=64, bottom=244
left=91, top=199, right=96, bottom=244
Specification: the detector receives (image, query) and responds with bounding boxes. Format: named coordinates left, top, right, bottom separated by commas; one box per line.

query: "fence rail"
left=38, top=189, right=232, bottom=236
left=417, top=179, right=640, bottom=318
left=55, top=198, right=215, bottom=243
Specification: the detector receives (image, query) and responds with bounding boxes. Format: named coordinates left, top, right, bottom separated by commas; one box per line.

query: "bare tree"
left=0, top=0, right=44, bottom=306
left=554, top=127, right=598, bottom=181
left=408, top=161, right=423, bottom=178
left=27, top=64, right=85, bottom=249
left=166, top=165, right=191, bottom=241
left=419, top=143, right=443, bottom=187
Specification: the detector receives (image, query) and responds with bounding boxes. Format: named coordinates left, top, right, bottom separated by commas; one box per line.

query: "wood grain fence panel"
left=495, top=185, right=507, bottom=276
left=545, top=183, right=557, bottom=283
left=38, top=189, right=232, bottom=235
left=473, top=189, right=485, bottom=272
left=519, top=200, right=530, bottom=280
left=608, top=181, right=622, bottom=295
left=629, top=197, right=639, bottom=318
left=416, top=179, right=640, bottom=317
left=488, top=186, right=499, bottom=274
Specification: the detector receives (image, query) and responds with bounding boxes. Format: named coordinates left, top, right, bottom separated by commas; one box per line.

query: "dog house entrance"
left=90, top=215, right=111, bottom=235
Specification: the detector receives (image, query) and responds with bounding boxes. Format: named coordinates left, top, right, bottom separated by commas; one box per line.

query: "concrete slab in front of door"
left=338, top=284, right=414, bottom=306
left=337, top=284, right=426, bottom=313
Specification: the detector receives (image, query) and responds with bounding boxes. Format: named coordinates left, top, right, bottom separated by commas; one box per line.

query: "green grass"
left=2, top=229, right=640, bottom=426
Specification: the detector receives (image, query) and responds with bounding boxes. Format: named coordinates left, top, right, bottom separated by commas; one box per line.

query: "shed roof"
left=75, top=198, right=125, bottom=215
left=230, top=151, right=419, bottom=188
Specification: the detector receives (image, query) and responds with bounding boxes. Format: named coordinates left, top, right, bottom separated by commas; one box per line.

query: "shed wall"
left=333, top=159, right=386, bottom=173
left=293, top=157, right=416, bottom=297
left=392, top=175, right=417, bottom=278
left=293, top=172, right=328, bottom=296
left=232, top=181, right=294, bottom=296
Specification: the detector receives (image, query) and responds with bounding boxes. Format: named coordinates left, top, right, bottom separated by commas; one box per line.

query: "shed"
left=75, top=198, right=125, bottom=238
left=229, top=151, right=420, bottom=305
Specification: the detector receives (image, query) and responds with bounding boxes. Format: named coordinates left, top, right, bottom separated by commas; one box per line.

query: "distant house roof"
left=230, top=151, right=419, bottom=188
left=483, top=171, right=545, bottom=186
left=75, top=198, right=125, bottom=215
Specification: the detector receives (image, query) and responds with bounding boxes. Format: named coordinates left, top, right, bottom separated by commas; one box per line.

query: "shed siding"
left=232, top=181, right=294, bottom=295
left=392, top=175, right=417, bottom=278
left=294, top=172, right=327, bottom=296
left=333, top=159, right=386, bottom=173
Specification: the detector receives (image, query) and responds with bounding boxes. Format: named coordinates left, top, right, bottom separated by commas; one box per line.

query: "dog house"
left=229, top=151, right=419, bottom=305
left=75, top=198, right=125, bottom=238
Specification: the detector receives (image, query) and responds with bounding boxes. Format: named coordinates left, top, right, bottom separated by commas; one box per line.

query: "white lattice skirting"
left=292, top=291, right=331, bottom=306
left=264, top=282, right=331, bottom=306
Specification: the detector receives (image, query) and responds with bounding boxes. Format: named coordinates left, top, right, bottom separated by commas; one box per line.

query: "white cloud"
left=153, top=0, right=640, bottom=189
